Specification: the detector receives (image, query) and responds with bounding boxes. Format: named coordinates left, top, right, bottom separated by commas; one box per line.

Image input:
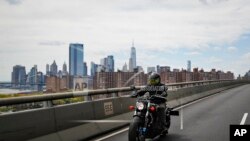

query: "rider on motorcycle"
left=132, top=72, right=168, bottom=133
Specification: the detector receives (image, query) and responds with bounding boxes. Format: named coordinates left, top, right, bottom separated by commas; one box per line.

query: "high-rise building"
left=122, top=62, right=128, bottom=72
left=27, top=65, right=38, bottom=90
left=83, top=62, right=88, bottom=76
left=156, top=65, right=160, bottom=73
left=91, top=62, right=98, bottom=76
left=50, top=60, right=58, bottom=76
left=187, top=60, right=191, bottom=72
left=37, top=71, right=44, bottom=91
left=46, top=64, right=50, bottom=75
left=147, top=67, right=156, bottom=73
left=129, top=58, right=133, bottom=72
left=69, top=43, right=84, bottom=77
left=97, top=64, right=106, bottom=72
left=11, top=65, right=26, bottom=86
left=160, top=66, right=171, bottom=73
left=100, top=55, right=114, bottom=72
left=63, top=62, right=67, bottom=73
left=46, top=75, right=69, bottom=93
left=129, top=42, right=136, bottom=72
left=107, top=55, right=114, bottom=72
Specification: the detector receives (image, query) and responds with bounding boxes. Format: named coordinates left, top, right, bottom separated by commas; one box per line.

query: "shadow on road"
left=157, top=133, right=192, bottom=141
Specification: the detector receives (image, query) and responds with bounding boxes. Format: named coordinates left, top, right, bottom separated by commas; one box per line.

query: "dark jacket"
left=137, top=83, right=168, bottom=97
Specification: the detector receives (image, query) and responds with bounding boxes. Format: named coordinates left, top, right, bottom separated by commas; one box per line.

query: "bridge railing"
left=0, top=80, right=239, bottom=107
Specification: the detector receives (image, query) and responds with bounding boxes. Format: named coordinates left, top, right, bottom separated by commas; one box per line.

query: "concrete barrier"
left=0, top=81, right=247, bottom=141
left=0, top=108, right=56, bottom=141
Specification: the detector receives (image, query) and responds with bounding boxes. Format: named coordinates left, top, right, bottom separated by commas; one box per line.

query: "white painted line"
left=94, top=127, right=129, bottom=141
left=180, top=108, right=183, bottom=130
left=72, top=120, right=132, bottom=123
left=240, top=113, right=248, bottom=125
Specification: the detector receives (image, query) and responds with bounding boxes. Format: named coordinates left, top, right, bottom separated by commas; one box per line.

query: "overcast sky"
left=0, top=0, right=250, bottom=81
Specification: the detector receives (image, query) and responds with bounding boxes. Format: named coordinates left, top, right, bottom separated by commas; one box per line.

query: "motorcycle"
left=128, top=92, right=179, bottom=141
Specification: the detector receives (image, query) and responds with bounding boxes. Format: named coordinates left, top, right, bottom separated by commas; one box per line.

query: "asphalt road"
left=94, top=84, right=250, bottom=141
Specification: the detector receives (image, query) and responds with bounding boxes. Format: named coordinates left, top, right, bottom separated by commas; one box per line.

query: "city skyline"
left=0, top=41, right=246, bottom=81
left=1, top=0, right=250, bottom=81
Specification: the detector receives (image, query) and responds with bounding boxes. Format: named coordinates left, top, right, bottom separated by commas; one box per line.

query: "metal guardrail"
left=0, top=80, right=236, bottom=106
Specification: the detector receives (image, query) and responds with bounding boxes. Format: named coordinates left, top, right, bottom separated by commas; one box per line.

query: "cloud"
left=1, top=0, right=250, bottom=80
left=242, top=52, right=250, bottom=59
left=213, top=46, right=222, bottom=51
left=227, top=46, right=238, bottom=52
left=199, top=0, right=228, bottom=5
left=38, top=41, right=66, bottom=46
left=208, top=56, right=223, bottom=63
left=5, top=0, right=22, bottom=5
left=184, top=51, right=201, bottom=56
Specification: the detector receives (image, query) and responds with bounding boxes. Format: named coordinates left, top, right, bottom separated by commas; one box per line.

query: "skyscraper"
left=83, top=62, right=88, bottom=76
left=100, top=57, right=107, bottom=71
left=129, top=58, right=133, bottom=72
left=129, top=42, right=136, bottom=72
left=122, top=62, right=128, bottom=72
left=50, top=60, right=58, bottom=76
left=37, top=71, right=44, bottom=91
left=46, top=64, right=50, bottom=75
left=156, top=65, right=160, bottom=73
left=69, top=43, right=84, bottom=77
left=63, top=62, right=67, bottom=73
left=91, top=62, right=98, bottom=76
left=100, top=55, right=114, bottom=72
left=29, top=65, right=37, bottom=86
left=187, top=60, right=191, bottom=72
left=107, top=55, right=114, bottom=72
left=11, top=65, right=26, bottom=85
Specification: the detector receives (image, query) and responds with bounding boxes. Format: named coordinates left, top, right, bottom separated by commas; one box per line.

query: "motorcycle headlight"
left=136, top=102, right=144, bottom=110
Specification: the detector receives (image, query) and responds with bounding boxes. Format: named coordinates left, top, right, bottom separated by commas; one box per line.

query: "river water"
left=0, top=89, right=33, bottom=94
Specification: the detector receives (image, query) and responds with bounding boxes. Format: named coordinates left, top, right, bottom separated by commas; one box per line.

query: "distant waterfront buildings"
left=45, top=61, right=70, bottom=92
left=28, top=65, right=37, bottom=86
left=243, top=70, right=250, bottom=80
left=50, top=60, right=58, bottom=76
left=69, top=43, right=84, bottom=77
left=11, top=65, right=26, bottom=86
left=100, top=55, right=114, bottom=72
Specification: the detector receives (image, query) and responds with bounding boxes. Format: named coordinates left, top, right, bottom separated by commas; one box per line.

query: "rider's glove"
left=130, top=85, right=136, bottom=90
left=130, top=94, right=137, bottom=98
left=161, top=92, right=168, bottom=97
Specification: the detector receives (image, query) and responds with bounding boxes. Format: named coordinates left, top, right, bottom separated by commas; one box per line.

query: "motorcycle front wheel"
left=128, top=117, right=145, bottom=141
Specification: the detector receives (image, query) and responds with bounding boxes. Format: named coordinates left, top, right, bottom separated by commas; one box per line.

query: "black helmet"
left=148, top=72, right=161, bottom=85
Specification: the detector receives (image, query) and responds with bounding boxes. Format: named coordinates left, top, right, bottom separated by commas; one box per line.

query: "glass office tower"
left=69, top=43, right=84, bottom=77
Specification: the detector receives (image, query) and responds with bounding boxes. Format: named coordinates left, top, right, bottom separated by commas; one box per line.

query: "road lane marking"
left=180, top=108, right=183, bottom=130
left=94, top=127, right=129, bottom=141
left=72, top=120, right=132, bottom=123
left=240, top=113, right=248, bottom=125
